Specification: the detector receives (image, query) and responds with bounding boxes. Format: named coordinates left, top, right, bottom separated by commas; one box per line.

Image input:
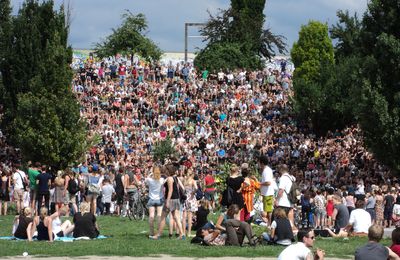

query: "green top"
left=28, top=168, right=40, bottom=189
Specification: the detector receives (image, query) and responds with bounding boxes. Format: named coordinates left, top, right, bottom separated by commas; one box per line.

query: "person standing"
left=36, top=165, right=52, bottom=213
left=355, top=224, right=399, bottom=260
left=275, top=164, right=295, bottom=224
left=259, top=155, right=275, bottom=226
left=203, top=170, right=216, bottom=212
left=27, top=162, right=41, bottom=214
left=12, top=165, right=28, bottom=214
left=0, top=170, right=11, bottom=215
left=151, top=163, right=184, bottom=240
left=145, top=166, right=165, bottom=237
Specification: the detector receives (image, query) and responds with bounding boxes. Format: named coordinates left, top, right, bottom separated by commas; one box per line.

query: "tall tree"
left=355, top=0, right=400, bottom=173
left=291, top=21, right=334, bottom=83
left=0, top=0, right=87, bottom=170
left=330, top=10, right=362, bottom=60
left=94, top=11, right=162, bottom=62
left=194, top=0, right=286, bottom=71
left=290, top=21, right=337, bottom=134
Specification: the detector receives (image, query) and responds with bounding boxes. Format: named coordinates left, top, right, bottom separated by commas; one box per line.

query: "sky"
left=10, top=0, right=368, bottom=53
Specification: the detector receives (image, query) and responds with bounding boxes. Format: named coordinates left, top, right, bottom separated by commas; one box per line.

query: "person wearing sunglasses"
left=278, top=228, right=325, bottom=260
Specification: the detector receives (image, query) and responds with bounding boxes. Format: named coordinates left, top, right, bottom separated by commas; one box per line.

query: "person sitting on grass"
left=392, top=197, right=400, bottom=227
left=12, top=207, right=33, bottom=240
left=49, top=205, right=74, bottom=238
left=192, top=199, right=211, bottom=231
left=29, top=207, right=54, bottom=242
left=390, top=227, right=400, bottom=257
left=325, top=199, right=371, bottom=238
left=355, top=224, right=399, bottom=260
left=214, top=204, right=256, bottom=246
left=278, top=228, right=325, bottom=260
left=262, top=207, right=294, bottom=246
left=73, top=201, right=99, bottom=239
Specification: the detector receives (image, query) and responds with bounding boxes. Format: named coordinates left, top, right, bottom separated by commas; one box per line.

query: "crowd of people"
left=1, top=54, right=400, bottom=258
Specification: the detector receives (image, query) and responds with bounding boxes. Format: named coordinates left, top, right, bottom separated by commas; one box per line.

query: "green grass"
left=0, top=215, right=392, bottom=258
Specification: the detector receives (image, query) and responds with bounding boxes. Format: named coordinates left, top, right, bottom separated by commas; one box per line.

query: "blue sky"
left=10, top=0, right=368, bottom=53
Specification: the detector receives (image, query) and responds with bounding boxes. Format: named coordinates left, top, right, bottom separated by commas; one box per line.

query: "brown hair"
left=226, top=204, right=240, bottom=218
left=368, top=224, right=384, bottom=242
left=274, top=207, right=287, bottom=219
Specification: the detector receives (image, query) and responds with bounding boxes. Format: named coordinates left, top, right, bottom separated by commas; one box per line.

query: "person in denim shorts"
left=145, top=166, right=165, bottom=237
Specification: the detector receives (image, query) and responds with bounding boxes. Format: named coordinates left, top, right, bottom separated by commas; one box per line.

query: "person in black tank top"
left=13, top=207, right=33, bottom=240
left=150, top=163, right=184, bottom=240
left=115, top=168, right=125, bottom=215
left=30, top=207, right=54, bottom=242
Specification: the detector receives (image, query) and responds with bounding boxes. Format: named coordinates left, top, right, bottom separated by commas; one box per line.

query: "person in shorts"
left=203, top=170, right=216, bottom=211
left=145, top=166, right=165, bottom=237
left=259, top=155, right=275, bottom=225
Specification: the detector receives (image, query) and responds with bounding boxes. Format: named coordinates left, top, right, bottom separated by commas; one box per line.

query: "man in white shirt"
left=348, top=200, right=371, bottom=234
left=276, top=164, right=295, bottom=223
left=278, top=228, right=325, bottom=260
left=259, top=155, right=275, bottom=225
left=12, top=165, right=27, bottom=214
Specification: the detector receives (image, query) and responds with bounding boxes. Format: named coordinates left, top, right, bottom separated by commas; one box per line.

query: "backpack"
left=285, top=175, right=299, bottom=205
left=68, top=178, right=79, bottom=195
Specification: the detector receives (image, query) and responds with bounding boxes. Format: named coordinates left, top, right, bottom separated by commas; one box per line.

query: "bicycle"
left=125, top=189, right=148, bottom=221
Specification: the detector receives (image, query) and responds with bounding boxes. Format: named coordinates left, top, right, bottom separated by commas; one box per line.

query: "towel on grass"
left=0, top=235, right=108, bottom=241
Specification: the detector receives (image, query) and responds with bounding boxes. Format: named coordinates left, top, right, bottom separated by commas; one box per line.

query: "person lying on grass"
left=49, top=205, right=74, bottom=238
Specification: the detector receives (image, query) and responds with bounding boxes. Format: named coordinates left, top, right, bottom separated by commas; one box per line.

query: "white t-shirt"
left=145, top=177, right=165, bottom=200
left=349, top=208, right=371, bottom=233
left=13, top=170, right=26, bottom=190
left=260, top=166, right=274, bottom=196
left=278, top=242, right=312, bottom=260
left=278, top=173, right=294, bottom=208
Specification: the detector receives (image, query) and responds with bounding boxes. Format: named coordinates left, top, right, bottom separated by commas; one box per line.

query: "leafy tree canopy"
left=194, top=0, right=286, bottom=71
left=94, top=11, right=162, bottom=62
left=291, top=21, right=334, bottom=83
left=0, top=0, right=87, bottom=170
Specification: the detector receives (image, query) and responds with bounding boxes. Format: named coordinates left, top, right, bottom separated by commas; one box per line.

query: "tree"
left=0, top=0, right=87, bottom=170
left=153, top=138, right=177, bottom=164
left=329, top=10, right=362, bottom=61
left=194, top=0, right=286, bottom=71
left=354, top=0, right=400, bottom=173
left=94, top=11, right=162, bottom=62
left=291, top=21, right=337, bottom=134
left=291, top=21, right=334, bottom=83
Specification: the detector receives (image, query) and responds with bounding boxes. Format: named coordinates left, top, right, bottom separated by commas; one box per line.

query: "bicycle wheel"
left=134, top=201, right=144, bottom=220
left=127, top=207, right=134, bottom=221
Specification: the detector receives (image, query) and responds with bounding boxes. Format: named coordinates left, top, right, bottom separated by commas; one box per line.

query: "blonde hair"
left=80, top=202, right=90, bottom=214
left=39, top=207, right=48, bottom=220
left=230, top=164, right=239, bottom=174
left=153, top=166, right=161, bottom=180
left=23, top=207, right=32, bottom=217
left=59, top=206, right=69, bottom=216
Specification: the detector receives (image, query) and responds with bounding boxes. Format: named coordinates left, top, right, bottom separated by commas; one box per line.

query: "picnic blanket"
left=0, top=235, right=108, bottom=242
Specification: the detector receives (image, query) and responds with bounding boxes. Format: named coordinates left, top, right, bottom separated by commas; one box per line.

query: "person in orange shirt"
left=240, top=164, right=260, bottom=222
